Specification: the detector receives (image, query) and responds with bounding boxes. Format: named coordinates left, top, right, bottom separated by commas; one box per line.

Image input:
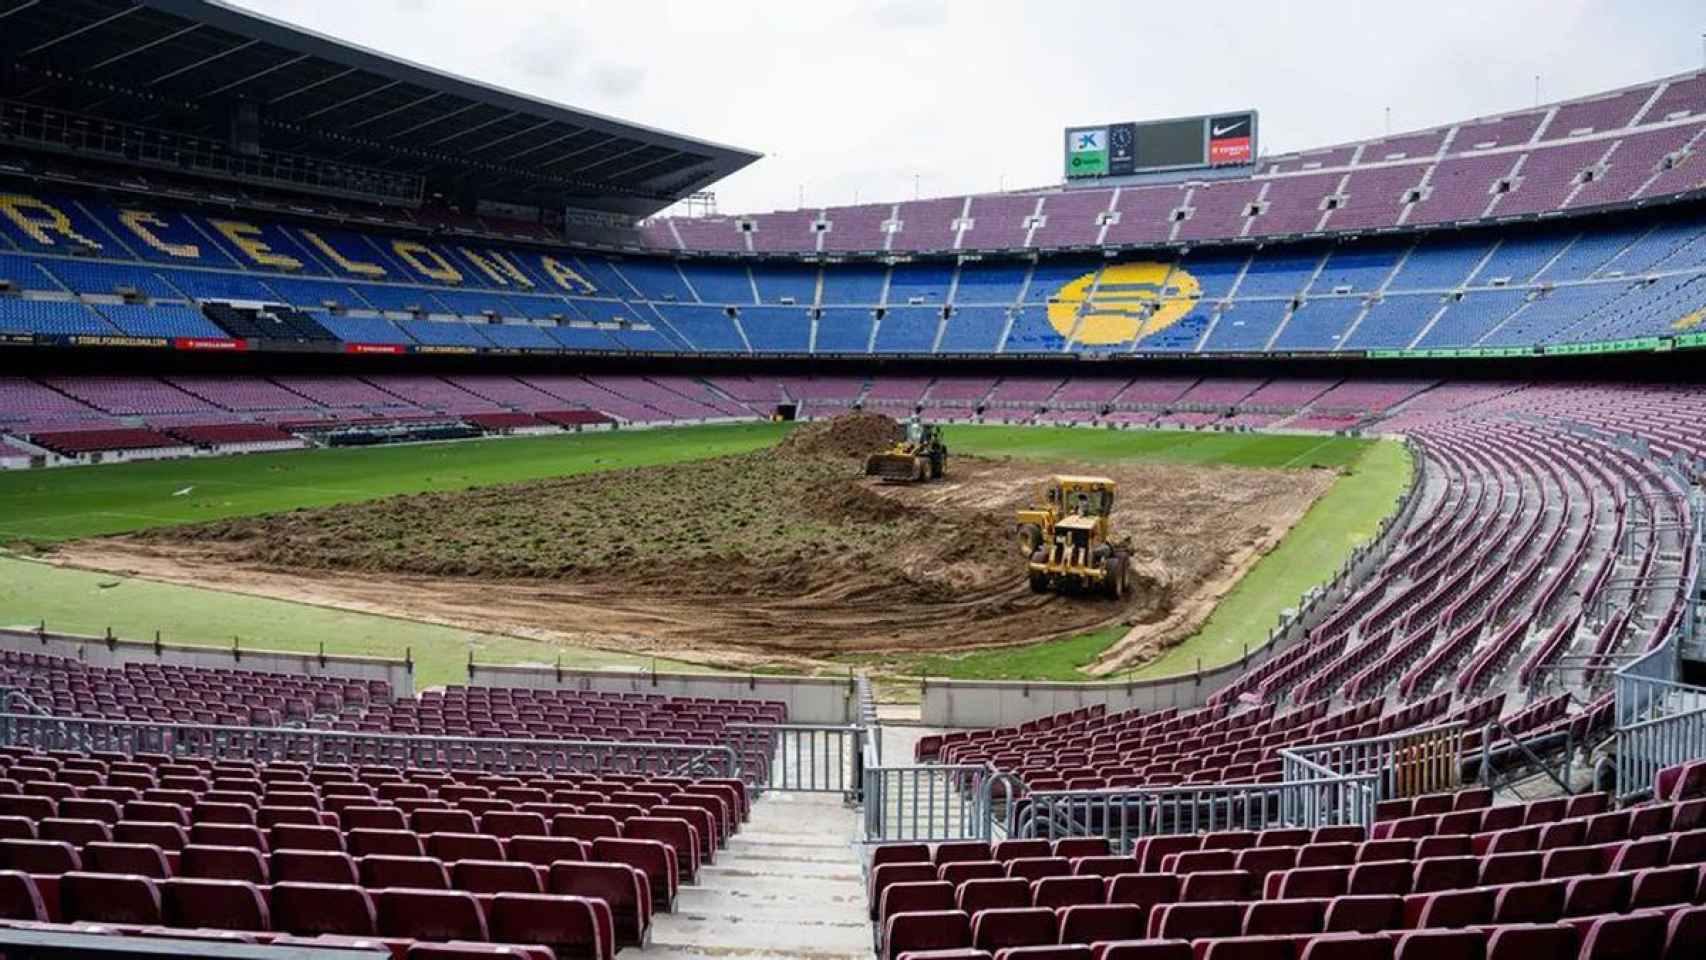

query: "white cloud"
left=228, top=0, right=1703, bottom=215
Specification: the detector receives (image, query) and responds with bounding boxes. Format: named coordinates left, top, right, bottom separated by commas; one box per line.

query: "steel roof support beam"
left=464, top=117, right=554, bottom=155
left=197, top=52, right=311, bottom=99
left=532, top=133, right=621, bottom=169
left=83, top=22, right=202, bottom=73
left=298, top=78, right=399, bottom=121
left=382, top=100, right=482, bottom=140
left=19, top=4, right=140, bottom=57
left=565, top=141, right=654, bottom=176
left=504, top=129, right=595, bottom=163
left=425, top=108, right=515, bottom=148
left=147, top=38, right=259, bottom=87
left=267, top=65, right=356, bottom=106
left=344, top=89, right=443, bottom=131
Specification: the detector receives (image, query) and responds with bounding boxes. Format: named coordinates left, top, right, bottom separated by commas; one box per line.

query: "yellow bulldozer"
left=864, top=418, right=947, bottom=483
left=1016, top=475, right=1131, bottom=598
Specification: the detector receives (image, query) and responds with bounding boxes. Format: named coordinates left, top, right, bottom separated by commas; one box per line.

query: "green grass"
left=0, top=420, right=1410, bottom=685
left=1127, top=439, right=1411, bottom=678
left=0, top=422, right=790, bottom=543
left=0, top=555, right=694, bottom=688
left=869, top=435, right=1411, bottom=682
left=863, top=625, right=1130, bottom=682
left=947, top=425, right=1373, bottom=470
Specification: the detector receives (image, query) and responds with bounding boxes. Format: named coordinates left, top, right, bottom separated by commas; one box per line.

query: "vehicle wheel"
left=1105, top=555, right=1128, bottom=600
left=915, top=459, right=928, bottom=482
left=1029, top=571, right=1050, bottom=594
left=1018, top=523, right=1043, bottom=555
left=931, top=454, right=944, bottom=480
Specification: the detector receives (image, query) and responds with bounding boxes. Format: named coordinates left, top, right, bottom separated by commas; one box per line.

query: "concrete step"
left=634, top=791, right=872, bottom=960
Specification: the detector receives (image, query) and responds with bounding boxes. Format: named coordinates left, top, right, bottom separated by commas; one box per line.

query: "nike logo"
left=1212, top=122, right=1248, bottom=137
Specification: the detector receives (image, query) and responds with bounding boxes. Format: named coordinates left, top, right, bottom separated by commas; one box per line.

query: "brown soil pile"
left=776, top=411, right=902, bottom=460
left=56, top=414, right=1337, bottom=672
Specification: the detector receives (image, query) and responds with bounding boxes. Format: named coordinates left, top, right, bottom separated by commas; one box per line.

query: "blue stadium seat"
left=95, top=304, right=230, bottom=339
left=740, top=306, right=812, bottom=352
left=816, top=266, right=885, bottom=305
left=0, top=298, right=117, bottom=336
left=1273, top=298, right=1365, bottom=351
left=814, top=308, right=874, bottom=353
left=654, top=305, right=746, bottom=351
left=750, top=264, right=818, bottom=304
left=873, top=307, right=941, bottom=353
left=611, top=260, right=694, bottom=302
left=481, top=323, right=560, bottom=349
left=1203, top=300, right=1290, bottom=351
left=938, top=306, right=1008, bottom=353
left=398, top=319, right=492, bottom=347
left=318, top=314, right=415, bottom=345
left=36, top=260, right=177, bottom=298
left=677, top=264, right=755, bottom=304
left=886, top=264, right=954, bottom=304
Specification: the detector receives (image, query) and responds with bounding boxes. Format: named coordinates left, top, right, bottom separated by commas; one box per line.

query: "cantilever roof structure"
left=0, top=0, right=762, bottom=216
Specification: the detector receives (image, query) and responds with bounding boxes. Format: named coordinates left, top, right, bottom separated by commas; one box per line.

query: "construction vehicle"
left=864, top=417, right=947, bottom=482
left=1016, top=475, right=1131, bottom=598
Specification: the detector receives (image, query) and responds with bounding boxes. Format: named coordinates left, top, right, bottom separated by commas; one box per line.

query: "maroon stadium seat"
left=162, top=877, right=271, bottom=932
left=361, top=853, right=452, bottom=890
left=971, top=907, right=1058, bottom=953
left=885, top=909, right=973, bottom=960
left=270, top=882, right=379, bottom=936
left=488, top=891, right=612, bottom=960
left=59, top=870, right=162, bottom=925
left=375, top=888, right=489, bottom=942
left=550, top=860, right=652, bottom=948
left=84, top=841, right=171, bottom=879
left=272, top=849, right=360, bottom=885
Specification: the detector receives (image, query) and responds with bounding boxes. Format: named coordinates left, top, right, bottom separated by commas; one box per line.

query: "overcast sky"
left=229, top=0, right=1704, bottom=217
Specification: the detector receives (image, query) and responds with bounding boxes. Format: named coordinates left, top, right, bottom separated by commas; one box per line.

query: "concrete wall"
left=0, top=627, right=415, bottom=697
left=920, top=439, right=1428, bottom=727
left=464, top=663, right=857, bottom=725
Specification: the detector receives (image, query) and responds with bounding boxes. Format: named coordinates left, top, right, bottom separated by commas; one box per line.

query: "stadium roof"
left=0, top=0, right=762, bottom=216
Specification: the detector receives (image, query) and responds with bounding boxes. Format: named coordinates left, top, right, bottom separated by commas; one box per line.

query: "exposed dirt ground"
left=51, top=414, right=1336, bottom=673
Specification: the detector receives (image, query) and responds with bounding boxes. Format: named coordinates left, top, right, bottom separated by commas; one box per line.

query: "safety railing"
left=0, top=713, right=739, bottom=779
left=862, top=764, right=1018, bottom=842
left=1013, top=770, right=1378, bottom=850
left=1617, top=704, right=1706, bottom=802
left=1283, top=721, right=1467, bottom=799
left=726, top=722, right=864, bottom=796
left=856, top=675, right=881, bottom=767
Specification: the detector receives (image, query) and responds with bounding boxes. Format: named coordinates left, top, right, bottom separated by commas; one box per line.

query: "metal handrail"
left=726, top=721, right=862, bottom=795
left=1478, top=720, right=1574, bottom=794
left=0, top=712, right=740, bottom=779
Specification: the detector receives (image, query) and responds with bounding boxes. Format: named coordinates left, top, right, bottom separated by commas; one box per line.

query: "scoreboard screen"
left=1065, top=111, right=1257, bottom=179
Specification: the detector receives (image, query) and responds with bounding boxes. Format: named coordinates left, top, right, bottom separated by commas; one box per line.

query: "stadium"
left=0, top=1, right=1704, bottom=959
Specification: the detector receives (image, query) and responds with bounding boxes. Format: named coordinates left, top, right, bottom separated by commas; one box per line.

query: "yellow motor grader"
left=1016, top=475, right=1131, bottom=598
left=864, top=418, right=947, bottom=483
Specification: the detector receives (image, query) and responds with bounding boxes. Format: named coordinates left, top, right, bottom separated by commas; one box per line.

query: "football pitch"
left=0, top=423, right=1407, bottom=686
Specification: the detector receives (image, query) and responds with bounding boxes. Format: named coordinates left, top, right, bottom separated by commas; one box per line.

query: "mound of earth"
left=54, top=415, right=1339, bottom=672
left=776, top=411, right=902, bottom=460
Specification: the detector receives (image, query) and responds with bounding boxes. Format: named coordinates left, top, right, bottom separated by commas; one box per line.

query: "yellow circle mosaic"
left=1047, top=262, right=1201, bottom=345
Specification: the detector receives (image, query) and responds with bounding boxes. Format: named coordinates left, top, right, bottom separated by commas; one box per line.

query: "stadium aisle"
left=641, top=792, right=870, bottom=959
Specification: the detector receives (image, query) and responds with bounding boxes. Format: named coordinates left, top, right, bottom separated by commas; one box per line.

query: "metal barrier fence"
left=1014, top=772, right=1377, bottom=849
left=1616, top=704, right=1706, bottom=802
left=1612, top=574, right=1706, bottom=800
left=859, top=721, right=1472, bottom=845
left=727, top=722, right=864, bottom=795
left=862, top=765, right=1019, bottom=842
left=0, top=713, right=740, bottom=779
left=1284, top=722, right=1466, bottom=799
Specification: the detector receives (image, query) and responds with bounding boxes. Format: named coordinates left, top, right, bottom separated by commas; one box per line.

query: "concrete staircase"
left=638, top=791, right=871, bottom=960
